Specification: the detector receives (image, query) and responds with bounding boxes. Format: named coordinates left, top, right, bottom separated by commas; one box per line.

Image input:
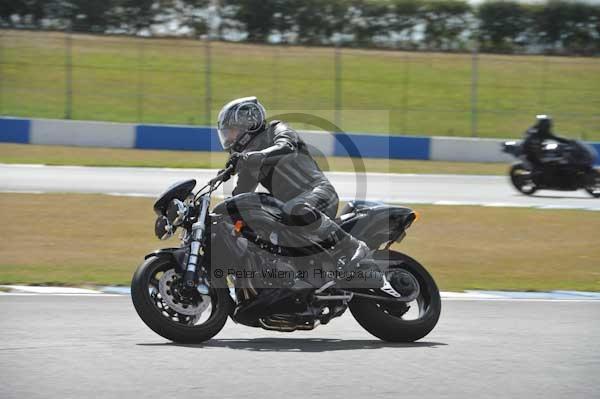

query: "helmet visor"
left=217, top=126, right=242, bottom=150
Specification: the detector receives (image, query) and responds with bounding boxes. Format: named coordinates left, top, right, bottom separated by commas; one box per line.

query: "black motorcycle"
left=502, top=140, right=600, bottom=197
left=131, top=163, right=441, bottom=343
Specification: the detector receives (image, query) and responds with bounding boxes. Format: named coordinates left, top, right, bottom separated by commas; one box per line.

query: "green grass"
left=1, top=192, right=599, bottom=291
left=0, top=143, right=509, bottom=175
left=1, top=30, right=599, bottom=139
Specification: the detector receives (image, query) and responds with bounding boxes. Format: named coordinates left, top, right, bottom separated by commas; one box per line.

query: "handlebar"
left=208, top=164, right=235, bottom=186
left=194, top=158, right=237, bottom=199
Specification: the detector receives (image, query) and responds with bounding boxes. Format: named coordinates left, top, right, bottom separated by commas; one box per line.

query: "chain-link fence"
left=1, top=29, right=599, bottom=140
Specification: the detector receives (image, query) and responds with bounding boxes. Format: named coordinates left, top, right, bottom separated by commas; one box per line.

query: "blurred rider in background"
left=523, top=115, right=596, bottom=170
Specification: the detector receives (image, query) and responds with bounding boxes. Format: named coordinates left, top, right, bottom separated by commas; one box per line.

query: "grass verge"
left=0, top=143, right=509, bottom=175
left=2, top=29, right=600, bottom=139
left=1, top=193, right=598, bottom=291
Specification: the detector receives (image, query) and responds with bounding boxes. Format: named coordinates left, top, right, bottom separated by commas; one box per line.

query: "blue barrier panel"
left=0, top=118, right=30, bottom=143
left=210, top=130, right=224, bottom=152
left=333, top=133, right=430, bottom=160
left=135, top=125, right=220, bottom=151
left=390, top=136, right=431, bottom=160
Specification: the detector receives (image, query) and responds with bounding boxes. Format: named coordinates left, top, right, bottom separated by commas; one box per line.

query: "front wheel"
left=510, top=163, right=537, bottom=195
left=131, top=256, right=232, bottom=343
left=349, top=250, right=441, bottom=342
left=584, top=169, right=600, bottom=198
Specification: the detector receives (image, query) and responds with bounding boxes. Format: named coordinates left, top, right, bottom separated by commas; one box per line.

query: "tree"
left=108, top=0, right=157, bottom=34
left=347, top=0, right=394, bottom=47
left=0, top=0, right=50, bottom=28
left=421, top=0, right=471, bottom=50
left=477, top=1, right=531, bottom=52
left=532, top=0, right=600, bottom=54
left=559, top=2, right=599, bottom=54
left=282, top=0, right=349, bottom=45
left=1, top=0, right=598, bottom=55
left=223, top=0, right=279, bottom=42
left=389, top=0, right=422, bottom=49
left=151, top=0, right=210, bottom=37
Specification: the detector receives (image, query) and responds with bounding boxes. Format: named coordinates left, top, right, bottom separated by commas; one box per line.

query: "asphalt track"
left=1, top=295, right=599, bottom=399
left=1, top=164, right=599, bottom=210
left=2, top=163, right=598, bottom=397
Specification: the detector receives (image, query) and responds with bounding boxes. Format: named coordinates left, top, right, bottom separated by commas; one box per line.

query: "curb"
left=1, top=285, right=600, bottom=301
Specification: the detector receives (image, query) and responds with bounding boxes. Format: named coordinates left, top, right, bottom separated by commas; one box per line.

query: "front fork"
left=183, top=195, right=210, bottom=294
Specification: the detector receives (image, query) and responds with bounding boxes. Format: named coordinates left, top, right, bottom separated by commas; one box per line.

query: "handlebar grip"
left=209, top=164, right=235, bottom=186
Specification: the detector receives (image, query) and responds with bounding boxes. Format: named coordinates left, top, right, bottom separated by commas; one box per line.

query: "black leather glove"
left=217, top=168, right=233, bottom=183
left=227, top=152, right=242, bottom=170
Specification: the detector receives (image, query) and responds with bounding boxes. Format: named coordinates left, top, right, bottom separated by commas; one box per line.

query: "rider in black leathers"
left=523, top=115, right=595, bottom=169
left=216, top=97, right=370, bottom=271
left=523, top=115, right=569, bottom=167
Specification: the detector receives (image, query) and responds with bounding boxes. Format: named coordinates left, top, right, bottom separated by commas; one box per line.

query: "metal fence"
left=1, top=29, right=599, bottom=139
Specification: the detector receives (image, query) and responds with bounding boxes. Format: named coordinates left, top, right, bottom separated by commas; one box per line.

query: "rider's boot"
left=329, top=237, right=402, bottom=298
left=308, top=214, right=403, bottom=297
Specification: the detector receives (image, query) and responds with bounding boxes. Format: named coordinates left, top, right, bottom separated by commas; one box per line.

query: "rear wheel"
left=510, top=163, right=537, bottom=195
left=584, top=169, right=600, bottom=198
left=349, top=250, right=441, bottom=342
left=131, top=256, right=232, bottom=343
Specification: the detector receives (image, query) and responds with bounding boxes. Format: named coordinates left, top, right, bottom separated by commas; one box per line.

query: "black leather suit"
left=523, top=125, right=595, bottom=169
left=523, top=126, right=570, bottom=167
left=232, top=121, right=350, bottom=248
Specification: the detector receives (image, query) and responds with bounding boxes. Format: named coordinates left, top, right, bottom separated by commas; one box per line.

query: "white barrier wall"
left=298, top=130, right=335, bottom=157
left=430, top=136, right=515, bottom=163
left=3, top=117, right=598, bottom=164
left=30, top=119, right=135, bottom=148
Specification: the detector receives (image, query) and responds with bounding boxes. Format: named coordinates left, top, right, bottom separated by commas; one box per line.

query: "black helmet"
left=534, top=114, right=552, bottom=136
left=217, top=97, right=266, bottom=151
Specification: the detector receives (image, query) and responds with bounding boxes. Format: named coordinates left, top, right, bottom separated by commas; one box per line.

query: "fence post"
left=334, top=43, right=342, bottom=130
left=401, top=52, right=410, bottom=134
left=204, top=37, right=212, bottom=126
left=0, top=31, right=4, bottom=115
left=470, top=46, right=479, bottom=137
left=540, top=56, right=548, bottom=110
left=137, top=38, right=145, bottom=123
left=271, top=45, right=280, bottom=110
left=65, top=27, right=73, bottom=120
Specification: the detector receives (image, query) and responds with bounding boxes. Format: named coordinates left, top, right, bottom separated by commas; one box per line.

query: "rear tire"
left=131, top=256, right=232, bottom=343
left=349, top=251, right=441, bottom=343
left=584, top=169, right=600, bottom=198
left=510, top=163, right=537, bottom=195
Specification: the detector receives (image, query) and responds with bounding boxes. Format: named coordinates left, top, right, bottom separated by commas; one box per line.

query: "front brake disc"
left=158, top=270, right=210, bottom=316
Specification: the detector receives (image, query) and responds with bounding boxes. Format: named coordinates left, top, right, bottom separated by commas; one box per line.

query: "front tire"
left=131, top=256, right=232, bottom=343
left=510, top=163, right=537, bottom=195
left=349, top=250, right=441, bottom=342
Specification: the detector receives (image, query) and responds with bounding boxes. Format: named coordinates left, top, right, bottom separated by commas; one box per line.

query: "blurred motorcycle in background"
left=502, top=139, right=600, bottom=197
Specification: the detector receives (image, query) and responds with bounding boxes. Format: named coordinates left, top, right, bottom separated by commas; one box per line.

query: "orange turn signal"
left=413, top=211, right=420, bottom=222
left=234, top=220, right=245, bottom=234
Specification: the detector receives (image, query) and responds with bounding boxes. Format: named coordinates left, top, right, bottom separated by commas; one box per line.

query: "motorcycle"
left=131, top=162, right=441, bottom=343
left=502, top=140, right=600, bottom=197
